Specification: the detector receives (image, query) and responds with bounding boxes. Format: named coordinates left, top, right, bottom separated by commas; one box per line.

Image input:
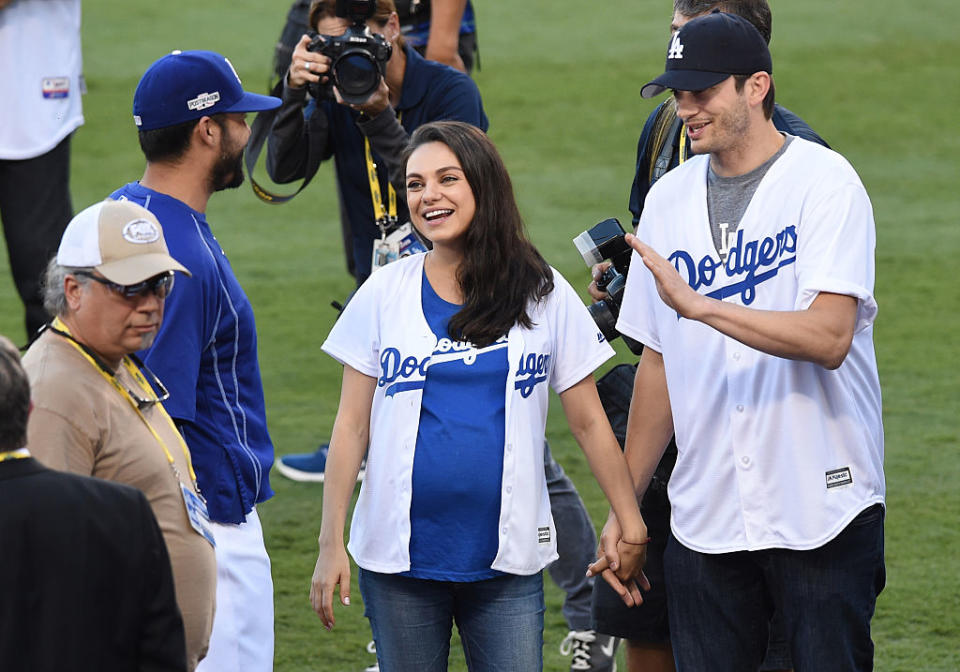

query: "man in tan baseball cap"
left=21, top=199, right=217, bottom=671
left=35, top=198, right=190, bottom=365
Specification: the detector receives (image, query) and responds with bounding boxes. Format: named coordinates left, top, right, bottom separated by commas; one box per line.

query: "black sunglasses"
left=74, top=270, right=175, bottom=299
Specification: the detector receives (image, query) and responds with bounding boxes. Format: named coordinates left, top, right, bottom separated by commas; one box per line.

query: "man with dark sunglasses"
left=22, top=199, right=217, bottom=671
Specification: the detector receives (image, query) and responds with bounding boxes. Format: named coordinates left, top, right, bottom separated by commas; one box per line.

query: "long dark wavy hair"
left=402, top=121, right=554, bottom=348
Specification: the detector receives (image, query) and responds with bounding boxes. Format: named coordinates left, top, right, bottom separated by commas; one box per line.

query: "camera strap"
left=244, top=79, right=327, bottom=205
left=364, top=111, right=404, bottom=234
left=365, top=134, right=398, bottom=229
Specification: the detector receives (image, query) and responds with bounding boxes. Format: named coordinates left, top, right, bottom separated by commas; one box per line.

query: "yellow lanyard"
left=679, top=124, right=688, bottom=165
left=363, top=112, right=402, bottom=228
left=0, top=449, right=30, bottom=462
left=50, top=318, right=201, bottom=492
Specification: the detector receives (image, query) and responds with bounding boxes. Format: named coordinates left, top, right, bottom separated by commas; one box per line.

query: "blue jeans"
left=665, top=504, right=886, bottom=672
left=359, top=569, right=545, bottom=672
left=543, top=441, right=597, bottom=631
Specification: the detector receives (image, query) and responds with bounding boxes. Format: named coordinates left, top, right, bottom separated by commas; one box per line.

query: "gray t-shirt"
left=708, top=134, right=794, bottom=261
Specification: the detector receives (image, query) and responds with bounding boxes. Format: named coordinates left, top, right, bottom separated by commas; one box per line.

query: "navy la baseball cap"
left=640, top=11, right=772, bottom=99
left=133, top=50, right=281, bottom=131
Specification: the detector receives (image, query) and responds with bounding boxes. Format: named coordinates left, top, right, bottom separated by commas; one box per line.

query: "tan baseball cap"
left=56, top=199, right=190, bottom=284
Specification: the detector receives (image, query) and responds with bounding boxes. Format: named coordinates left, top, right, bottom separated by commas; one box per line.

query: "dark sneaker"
left=275, top=444, right=365, bottom=483
left=559, top=630, right=619, bottom=672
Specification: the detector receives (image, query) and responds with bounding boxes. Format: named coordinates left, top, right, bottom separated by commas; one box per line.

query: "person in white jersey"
left=589, top=11, right=886, bottom=671
left=312, top=121, right=650, bottom=671
left=0, top=0, right=84, bottom=340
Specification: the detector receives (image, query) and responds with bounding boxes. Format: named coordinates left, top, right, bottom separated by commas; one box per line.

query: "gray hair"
left=42, top=257, right=92, bottom=317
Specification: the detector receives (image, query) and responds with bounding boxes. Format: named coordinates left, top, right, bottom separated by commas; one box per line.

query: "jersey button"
left=505, top=485, right=513, bottom=494
left=733, top=352, right=741, bottom=361
left=740, top=455, right=751, bottom=467
left=736, top=404, right=744, bottom=412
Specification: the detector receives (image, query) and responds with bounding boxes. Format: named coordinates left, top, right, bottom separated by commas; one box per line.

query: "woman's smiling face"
left=405, top=141, right=476, bottom=252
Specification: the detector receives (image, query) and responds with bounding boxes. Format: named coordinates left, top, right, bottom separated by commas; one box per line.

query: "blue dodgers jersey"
left=110, top=183, right=274, bottom=524
left=403, top=271, right=508, bottom=581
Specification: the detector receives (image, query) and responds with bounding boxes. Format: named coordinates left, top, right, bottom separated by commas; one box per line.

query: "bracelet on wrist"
left=621, top=536, right=652, bottom=546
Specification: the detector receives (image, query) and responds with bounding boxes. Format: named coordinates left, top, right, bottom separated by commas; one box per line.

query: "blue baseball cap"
left=641, top=11, right=772, bottom=99
left=133, top=50, right=281, bottom=130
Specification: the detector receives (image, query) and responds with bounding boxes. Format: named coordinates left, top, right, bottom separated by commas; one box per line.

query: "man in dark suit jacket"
left=0, top=335, right=187, bottom=672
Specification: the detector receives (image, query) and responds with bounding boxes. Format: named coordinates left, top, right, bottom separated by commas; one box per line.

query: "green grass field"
left=1, top=0, right=958, bottom=670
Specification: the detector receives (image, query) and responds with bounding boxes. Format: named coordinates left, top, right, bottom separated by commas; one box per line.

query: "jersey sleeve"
left=547, top=270, right=615, bottom=394
left=616, top=209, right=664, bottom=352
left=321, top=272, right=385, bottom=378
left=793, top=165, right=878, bottom=333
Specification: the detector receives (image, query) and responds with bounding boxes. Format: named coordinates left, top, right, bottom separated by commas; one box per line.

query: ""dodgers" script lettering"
left=668, top=225, right=797, bottom=305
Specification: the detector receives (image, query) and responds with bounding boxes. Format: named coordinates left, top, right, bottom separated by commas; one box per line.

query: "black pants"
left=0, top=134, right=73, bottom=341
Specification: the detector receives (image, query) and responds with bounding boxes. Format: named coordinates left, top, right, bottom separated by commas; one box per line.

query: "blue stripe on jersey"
left=110, top=183, right=274, bottom=524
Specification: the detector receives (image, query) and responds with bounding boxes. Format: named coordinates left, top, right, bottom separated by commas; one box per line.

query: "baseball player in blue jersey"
left=112, top=50, right=281, bottom=672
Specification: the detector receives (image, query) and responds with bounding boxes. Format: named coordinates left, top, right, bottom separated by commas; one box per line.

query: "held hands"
left=309, top=538, right=352, bottom=630
left=586, top=510, right=651, bottom=607
left=625, top=233, right=706, bottom=320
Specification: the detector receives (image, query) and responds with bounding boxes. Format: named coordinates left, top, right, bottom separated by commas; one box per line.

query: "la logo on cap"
left=668, top=33, right=684, bottom=60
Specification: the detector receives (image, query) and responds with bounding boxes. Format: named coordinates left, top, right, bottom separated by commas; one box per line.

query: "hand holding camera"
left=574, top=218, right=645, bottom=355
left=288, top=0, right=392, bottom=108
left=287, top=34, right=331, bottom=90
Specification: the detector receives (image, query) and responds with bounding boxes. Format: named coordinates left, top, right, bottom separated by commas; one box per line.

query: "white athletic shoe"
left=363, top=640, right=379, bottom=672
left=560, top=630, right=619, bottom=672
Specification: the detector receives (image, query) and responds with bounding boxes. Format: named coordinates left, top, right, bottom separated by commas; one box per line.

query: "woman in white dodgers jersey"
left=310, top=121, right=650, bottom=671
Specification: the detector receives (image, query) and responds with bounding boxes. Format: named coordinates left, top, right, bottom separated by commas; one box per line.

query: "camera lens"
left=588, top=301, right=621, bottom=343
left=333, top=51, right=381, bottom=103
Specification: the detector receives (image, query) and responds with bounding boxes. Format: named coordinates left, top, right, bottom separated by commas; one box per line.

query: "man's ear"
left=64, top=274, right=84, bottom=312
left=748, top=72, right=771, bottom=108
left=194, top=116, right=221, bottom=149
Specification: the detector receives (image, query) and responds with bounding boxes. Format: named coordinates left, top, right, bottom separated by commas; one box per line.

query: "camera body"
left=307, top=0, right=392, bottom=105
left=573, top=218, right=644, bottom=355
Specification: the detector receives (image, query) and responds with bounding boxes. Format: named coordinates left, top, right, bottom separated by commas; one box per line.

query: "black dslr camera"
left=307, top=0, right=392, bottom=104
left=574, top=218, right=644, bottom=355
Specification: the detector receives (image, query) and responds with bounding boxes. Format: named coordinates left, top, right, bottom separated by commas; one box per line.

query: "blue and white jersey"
left=617, top=137, right=885, bottom=554
left=0, top=0, right=84, bottom=159
left=323, top=253, right=613, bottom=575
left=111, top=183, right=274, bottom=524
left=404, top=272, right=508, bottom=581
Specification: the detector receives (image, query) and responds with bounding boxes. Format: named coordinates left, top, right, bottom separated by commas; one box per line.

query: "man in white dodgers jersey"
left=591, top=11, right=886, bottom=671
left=0, top=0, right=84, bottom=340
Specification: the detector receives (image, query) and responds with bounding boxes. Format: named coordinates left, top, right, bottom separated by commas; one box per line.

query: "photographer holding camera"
left=266, top=0, right=487, bottom=287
